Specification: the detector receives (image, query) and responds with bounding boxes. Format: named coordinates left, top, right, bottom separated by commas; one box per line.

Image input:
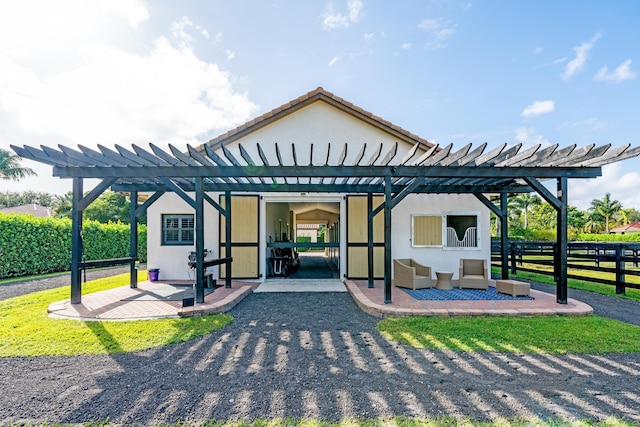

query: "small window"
left=162, top=214, right=194, bottom=245
left=445, top=214, right=478, bottom=249
left=412, top=215, right=443, bottom=247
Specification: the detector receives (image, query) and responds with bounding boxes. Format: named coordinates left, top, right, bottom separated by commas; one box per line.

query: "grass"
left=377, top=315, right=640, bottom=354
left=490, top=266, right=640, bottom=301
left=0, top=271, right=232, bottom=357
left=21, top=416, right=639, bottom=426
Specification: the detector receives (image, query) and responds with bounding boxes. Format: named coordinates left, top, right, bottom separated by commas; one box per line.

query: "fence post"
left=510, top=241, right=517, bottom=274
left=615, top=244, right=625, bottom=295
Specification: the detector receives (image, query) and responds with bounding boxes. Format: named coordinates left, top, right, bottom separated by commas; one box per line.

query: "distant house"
left=609, top=222, right=640, bottom=234
left=0, top=204, right=52, bottom=218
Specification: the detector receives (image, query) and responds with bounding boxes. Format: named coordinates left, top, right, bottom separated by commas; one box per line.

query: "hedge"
left=0, top=213, right=147, bottom=279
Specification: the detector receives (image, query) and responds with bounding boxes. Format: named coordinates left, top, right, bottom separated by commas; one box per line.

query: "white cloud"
left=522, top=100, right=555, bottom=118
left=363, top=32, right=375, bottom=44
left=594, top=59, right=637, bottom=83
left=534, top=47, right=543, bottom=54
left=328, top=56, right=339, bottom=67
left=514, top=127, right=552, bottom=148
left=569, top=163, right=640, bottom=210
left=401, top=43, right=412, bottom=50
left=225, top=50, right=236, bottom=61
left=562, top=32, right=601, bottom=80
left=322, top=0, right=364, bottom=30
left=418, top=17, right=457, bottom=49
left=560, top=117, right=606, bottom=132
left=0, top=2, right=258, bottom=195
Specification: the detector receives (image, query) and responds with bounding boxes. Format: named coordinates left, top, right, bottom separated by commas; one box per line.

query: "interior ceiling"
left=289, top=202, right=340, bottom=215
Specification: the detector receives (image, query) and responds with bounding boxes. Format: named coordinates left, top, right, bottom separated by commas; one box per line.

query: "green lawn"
left=0, top=271, right=232, bottom=357
left=491, top=266, right=640, bottom=301
left=378, top=315, right=640, bottom=354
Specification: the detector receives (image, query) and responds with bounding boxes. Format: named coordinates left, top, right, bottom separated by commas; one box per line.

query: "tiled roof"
left=0, top=204, right=51, bottom=217
left=610, top=221, right=640, bottom=232
left=199, top=87, right=434, bottom=151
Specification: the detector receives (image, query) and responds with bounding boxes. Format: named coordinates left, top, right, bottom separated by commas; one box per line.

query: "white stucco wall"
left=389, top=193, right=491, bottom=279
left=147, top=192, right=220, bottom=281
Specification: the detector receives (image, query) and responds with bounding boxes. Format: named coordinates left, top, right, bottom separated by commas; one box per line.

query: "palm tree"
left=589, top=193, right=622, bottom=234
left=509, top=193, right=541, bottom=229
left=0, top=148, right=36, bottom=181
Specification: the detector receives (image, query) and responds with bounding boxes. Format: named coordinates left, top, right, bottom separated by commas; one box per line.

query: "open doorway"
left=266, top=201, right=340, bottom=279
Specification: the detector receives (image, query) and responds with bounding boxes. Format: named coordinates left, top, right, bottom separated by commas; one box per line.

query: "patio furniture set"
left=393, top=258, right=530, bottom=297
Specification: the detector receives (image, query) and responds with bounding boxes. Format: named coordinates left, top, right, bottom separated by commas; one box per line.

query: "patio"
left=46, top=278, right=592, bottom=321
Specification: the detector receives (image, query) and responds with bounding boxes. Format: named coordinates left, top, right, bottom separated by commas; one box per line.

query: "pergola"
left=11, top=140, right=639, bottom=306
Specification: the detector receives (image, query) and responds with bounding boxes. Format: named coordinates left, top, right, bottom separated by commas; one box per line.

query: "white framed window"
left=412, top=211, right=480, bottom=249
left=162, top=214, right=194, bottom=245
left=443, top=211, right=479, bottom=250
left=411, top=214, right=443, bottom=247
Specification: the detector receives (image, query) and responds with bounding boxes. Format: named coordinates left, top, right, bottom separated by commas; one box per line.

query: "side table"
left=435, top=271, right=454, bottom=290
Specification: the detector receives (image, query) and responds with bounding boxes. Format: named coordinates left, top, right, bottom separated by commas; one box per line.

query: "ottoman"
left=495, top=279, right=530, bottom=297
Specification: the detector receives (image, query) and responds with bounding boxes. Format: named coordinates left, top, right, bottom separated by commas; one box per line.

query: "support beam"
left=71, top=178, right=83, bottom=304
left=129, top=191, right=138, bottom=289
left=500, top=192, right=509, bottom=280
left=367, top=193, right=374, bottom=288
left=225, top=191, right=232, bottom=288
left=195, top=177, right=205, bottom=303
left=158, top=177, right=196, bottom=209
left=384, top=176, right=392, bottom=304
left=78, top=177, right=116, bottom=211
left=556, top=177, right=568, bottom=304
left=523, top=177, right=561, bottom=209
left=135, top=191, right=164, bottom=217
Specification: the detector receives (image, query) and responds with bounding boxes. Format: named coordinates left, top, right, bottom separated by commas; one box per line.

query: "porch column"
left=384, top=176, right=392, bottom=304
left=556, top=177, right=568, bottom=304
left=225, top=191, right=232, bottom=288
left=500, top=192, right=509, bottom=279
left=195, top=177, right=205, bottom=303
left=71, top=177, right=83, bottom=304
left=129, top=191, right=138, bottom=289
left=367, top=193, right=374, bottom=288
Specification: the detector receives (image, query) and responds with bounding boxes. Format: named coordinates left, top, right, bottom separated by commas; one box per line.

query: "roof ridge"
left=199, top=87, right=433, bottom=150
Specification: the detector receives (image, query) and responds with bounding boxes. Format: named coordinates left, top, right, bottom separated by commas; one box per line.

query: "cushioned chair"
left=459, top=258, right=489, bottom=290
left=393, top=259, right=432, bottom=290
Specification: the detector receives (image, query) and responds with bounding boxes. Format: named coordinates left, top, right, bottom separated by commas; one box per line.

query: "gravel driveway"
left=1, top=274, right=640, bottom=424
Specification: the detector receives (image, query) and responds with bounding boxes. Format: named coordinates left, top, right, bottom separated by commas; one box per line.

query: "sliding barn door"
left=219, top=195, right=260, bottom=279
left=346, top=195, right=384, bottom=279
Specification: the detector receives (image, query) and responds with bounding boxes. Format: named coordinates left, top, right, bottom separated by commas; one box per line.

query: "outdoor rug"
left=121, top=284, right=217, bottom=301
left=402, top=286, right=534, bottom=301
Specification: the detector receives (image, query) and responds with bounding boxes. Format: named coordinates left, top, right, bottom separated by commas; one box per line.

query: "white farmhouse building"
left=146, top=88, right=490, bottom=283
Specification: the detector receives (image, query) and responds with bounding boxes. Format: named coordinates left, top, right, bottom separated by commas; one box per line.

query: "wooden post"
left=384, top=176, right=392, bottom=304
left=225, top=191, right=232, bottom=288
left=556, top=177, right=568, bottom=304
left=195, top=177, right=205, bottom=303
left=615, top=244, right=626, bottom=295
left=500, top=192, right=509, bottom=279
left=129, top=190, right=138, bottom=289
left=367, top=193, right=374, bottom=288
left=71, top=177, right=83, bottom=304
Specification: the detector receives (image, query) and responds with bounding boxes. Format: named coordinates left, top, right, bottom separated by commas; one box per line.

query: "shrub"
left=0, top=213, right=147, bottom=278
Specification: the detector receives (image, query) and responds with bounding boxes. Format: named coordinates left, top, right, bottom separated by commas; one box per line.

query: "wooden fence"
left=491, top=241, right=640, bottom=294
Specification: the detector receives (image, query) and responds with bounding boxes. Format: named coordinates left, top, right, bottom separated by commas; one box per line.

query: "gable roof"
left=610, top=221, right=640, bottom=233
left=0, top=204, right=51, bottom=217
left=199, top=87, right=434, bottom=152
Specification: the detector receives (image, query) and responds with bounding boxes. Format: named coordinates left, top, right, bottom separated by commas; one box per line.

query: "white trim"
left=442, top=210, right=481, bottom=251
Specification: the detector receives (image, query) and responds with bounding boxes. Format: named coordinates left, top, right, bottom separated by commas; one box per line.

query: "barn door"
left=346, top=195, right=384, bottom=279
left=219, top=195, right=260, bottom=279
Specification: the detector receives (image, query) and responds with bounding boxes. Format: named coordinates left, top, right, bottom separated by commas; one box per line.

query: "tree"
left=0, top=191, right=55, bottom=208
left=509, top=193, right=541, bottom=229
left=52, top=190, right=146, bottom=224
left=0, top=148, right=36, bottom=181
left=589, top=193, right=622, bottom=234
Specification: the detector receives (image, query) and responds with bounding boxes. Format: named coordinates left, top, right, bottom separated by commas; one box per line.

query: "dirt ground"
left=1, top=271, right=639, bottom=425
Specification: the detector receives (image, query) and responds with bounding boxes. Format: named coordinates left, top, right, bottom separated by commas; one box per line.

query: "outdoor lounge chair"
left=393, top=258, right=432, bottom=290
left=458, top=258, right=489, bottom=290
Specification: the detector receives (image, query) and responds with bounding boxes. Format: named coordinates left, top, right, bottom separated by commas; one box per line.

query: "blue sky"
left=1, top=0, right=638, bottom=210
